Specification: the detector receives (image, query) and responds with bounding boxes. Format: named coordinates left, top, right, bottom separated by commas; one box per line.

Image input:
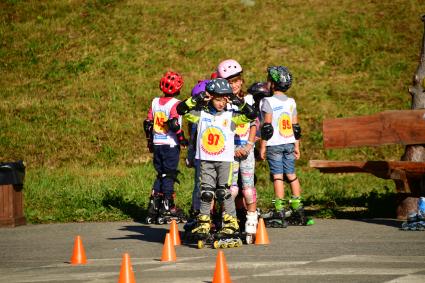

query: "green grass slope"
left=1, top=0, right=424, bottom=222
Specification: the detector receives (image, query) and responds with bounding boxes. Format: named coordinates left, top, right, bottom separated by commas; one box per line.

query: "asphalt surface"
left=1, top=219, right=425, bottom=283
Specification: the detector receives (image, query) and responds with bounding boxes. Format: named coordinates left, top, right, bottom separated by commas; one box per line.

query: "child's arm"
left=292, top=114, right=301, bottom=160
left=231, top=100, right=258, bottom=125
left=259, top=113, right=273, bottom=160
left=176, top=95, right=208, bottom=124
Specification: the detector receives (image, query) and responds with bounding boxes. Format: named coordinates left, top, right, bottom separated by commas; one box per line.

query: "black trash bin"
left=0, top=161, right=26, bottom=227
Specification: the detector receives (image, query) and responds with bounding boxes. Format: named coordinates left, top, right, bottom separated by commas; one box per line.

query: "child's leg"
left=191, top=161, right=216, bottom=234
left=216, top=161, right=239, bottom=235
left=160, top=145, right=180, bottom=200
left=229, top=159, right=241, bottom=200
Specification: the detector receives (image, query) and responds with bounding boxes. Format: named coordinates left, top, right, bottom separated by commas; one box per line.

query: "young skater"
left=259, top=66, right=311, bottom=226
left=143, top=71, right=187, bottom=224
left=217, top=59, right=258, bottom=244
left=177, top=78, right=257, bottom=248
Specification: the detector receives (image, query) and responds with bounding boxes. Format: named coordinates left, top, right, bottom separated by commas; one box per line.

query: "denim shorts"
left=266, top=143, right=295, bottom=174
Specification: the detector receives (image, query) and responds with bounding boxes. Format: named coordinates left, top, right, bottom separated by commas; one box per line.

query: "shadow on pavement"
left=350, top=218, right=403, bottom=228
left=108, top=224, right=168, bottom=243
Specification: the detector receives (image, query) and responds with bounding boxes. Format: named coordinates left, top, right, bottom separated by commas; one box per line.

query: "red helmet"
left=159, top=71, right=184, bottom=95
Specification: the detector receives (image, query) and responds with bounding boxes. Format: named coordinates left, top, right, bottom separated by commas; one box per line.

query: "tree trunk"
left=397, top=15, right=425, bottom=219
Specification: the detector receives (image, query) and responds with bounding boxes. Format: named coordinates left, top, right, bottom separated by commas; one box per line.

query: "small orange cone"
left=118, top=253, right=136, bottom=283
left=70, top=235, right=87, bottom=264
left=161, top=233, right=177, bottom=262
left=212, top=250, right=232, bottom=283
left=255, top=218, right=270, bottom=245
left=169, top=220, right=181, bottom=246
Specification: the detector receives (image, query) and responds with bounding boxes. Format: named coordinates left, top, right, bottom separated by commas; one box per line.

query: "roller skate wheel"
left=145, top=217, right=153, bottom=224
left=220, top=243, right=228, bottom=249
left=227, top=242, right=235, bottom=248
left=157, top=218, right=165, bottom=225
left=213, top=241, right=220, bottom=249
left=197, top=240, right=205, bottom=249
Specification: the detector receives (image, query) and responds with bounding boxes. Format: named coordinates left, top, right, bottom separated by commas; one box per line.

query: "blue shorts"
left=266, top=143, right=295, bottom=175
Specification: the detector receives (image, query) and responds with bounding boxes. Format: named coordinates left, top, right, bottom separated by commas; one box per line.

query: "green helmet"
left=267, top=66, right=292, bottom=92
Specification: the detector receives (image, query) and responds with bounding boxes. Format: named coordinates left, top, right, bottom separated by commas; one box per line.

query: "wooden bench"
left=309, top=109, right=425, bottom=219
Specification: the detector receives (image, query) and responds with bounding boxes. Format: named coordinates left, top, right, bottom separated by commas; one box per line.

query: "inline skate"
left=184, top=214, right=215, bottom=249
left=286, top=197, right=314, bottom=226
left=145, top=192, right=162, bottom=224
left=244, top=211, right=258, bottom=244
left=213, top=214, right=243, bottom=249
left=158, top=197, right=187, bottom=224
left=401, top=212, right=425, bottom=231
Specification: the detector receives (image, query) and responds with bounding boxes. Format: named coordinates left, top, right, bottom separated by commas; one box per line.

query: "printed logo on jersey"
left=235, top=122, right=249, bottom=137
left=278, top=112, right=293, bottom=138
left=200, top=126, right=226, bottom=156
left=153, top=111, right=168, bottom=134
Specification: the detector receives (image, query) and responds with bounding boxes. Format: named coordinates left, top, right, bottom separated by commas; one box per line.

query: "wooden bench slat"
left=323, top=110, right=425, bottom=149
left=309, top=160, right=425, bottom=178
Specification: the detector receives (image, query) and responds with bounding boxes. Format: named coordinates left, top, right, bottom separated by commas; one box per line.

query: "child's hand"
left=259, top=145, right=266, bottom=160
left=294, top=147, right=300, bottom=160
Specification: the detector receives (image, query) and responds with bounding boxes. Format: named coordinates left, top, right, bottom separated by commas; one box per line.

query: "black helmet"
left=267, top=66, right=292, bottom=92
left=206, top=78, right=233, bottom=96
left=247, top=82, right=271, bottom=97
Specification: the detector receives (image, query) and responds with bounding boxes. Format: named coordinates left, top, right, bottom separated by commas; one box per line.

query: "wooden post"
left=398, top=14, right=425, bottom=219
left=0, top=161, right=26, bottom=228
left=0, top=184, right=26, bottom=227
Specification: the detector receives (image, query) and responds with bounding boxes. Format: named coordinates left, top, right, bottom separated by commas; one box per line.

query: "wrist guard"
left=176, top=99, right=190, bottom=115
left=177, top=130, right=188, bottom=146
left=230, top=94, right=244, bottom=107
left=167, top=117, right=180, bottom=132
left=240, top=102, right=258, bottom=120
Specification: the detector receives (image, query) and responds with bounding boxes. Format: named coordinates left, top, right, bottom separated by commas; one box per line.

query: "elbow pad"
left=240, top=103, right=258, bottom=120
left=167, top=117, right=180, bottom=132
left=261, top=123, right=274, bottom=140
left=292, top=123, right=302, bottom=140
left=176, top=99, right=190, bottom=115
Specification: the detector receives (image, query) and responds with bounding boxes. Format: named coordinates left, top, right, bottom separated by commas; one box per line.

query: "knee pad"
left=284, top=175, right=298, bottom=184
left=160, top=170, right=180, bottom=184
left=270, top=174, right=284, bottom=183
left=200, top=186, right=215, bottom=202
left=215, top=185, right=231, bottom=202
left=242, top=187, right=257, bottom=205
left=229, top=185, right=239, bottom=199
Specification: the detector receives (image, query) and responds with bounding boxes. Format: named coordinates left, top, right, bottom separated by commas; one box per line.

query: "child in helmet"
left=177, top=78, right=257, bottom=239
left=217, top=59, right=259, bottom=243
left=143, top=71, right=188, bottom=224
left=259, top=66, right=310, bottom=226
left=186, top=80, right=209, bottom=219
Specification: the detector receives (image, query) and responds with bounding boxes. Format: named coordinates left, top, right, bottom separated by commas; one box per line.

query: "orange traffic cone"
left=169, top=220, right=181, bottom=246
left=255, top=218, right=270, bottom=245
left=70, top=235, right=87, bottom=264
left=212, top=250, right=232, bottom=283
left=118, top=253, right=136, bottom=283
left=161, top=233, right=177, bottom=262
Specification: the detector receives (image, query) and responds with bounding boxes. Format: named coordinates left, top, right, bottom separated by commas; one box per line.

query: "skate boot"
left=190, top=214, right=212, bottom=249
left=159, top=197, right=187, bottom=224
left=214, top=214, right=243, bottom=249
left=288, top=197, right=315, bottom=226
left=261, top=199, right=288, bottom=228
left=244, top=211, right=258, bottom=244
left=184, top=208, right=200, bottom=232
left=145, top=193, right=162, bottom=224
left=401, top=212, right=425, bottom=231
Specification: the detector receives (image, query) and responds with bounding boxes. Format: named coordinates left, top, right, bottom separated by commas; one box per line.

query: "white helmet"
left=217, top=59, right=243, bottom=79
